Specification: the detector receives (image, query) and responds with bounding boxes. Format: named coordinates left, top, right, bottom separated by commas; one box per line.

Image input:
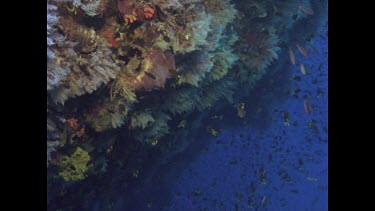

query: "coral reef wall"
left=47, top=0, right=327, bottom=209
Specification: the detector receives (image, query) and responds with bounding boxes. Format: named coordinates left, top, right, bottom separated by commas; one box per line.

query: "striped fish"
left=300, top=64, right=308, bottom=74
left=288, top=47, right=296, bottom=65
left=296, top=44, right=308, bottom=57
left=299, top=5, right=314, bottom=15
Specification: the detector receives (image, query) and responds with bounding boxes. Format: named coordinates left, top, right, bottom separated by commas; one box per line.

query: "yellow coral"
left=57, top=147, right=92, bottom=181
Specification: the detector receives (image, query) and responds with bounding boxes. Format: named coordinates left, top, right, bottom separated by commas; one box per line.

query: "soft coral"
left=135, top=49, right=175, bottom=91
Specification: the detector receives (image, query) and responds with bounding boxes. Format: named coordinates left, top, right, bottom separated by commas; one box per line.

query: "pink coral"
left=143, top=7, right=155, bottom=19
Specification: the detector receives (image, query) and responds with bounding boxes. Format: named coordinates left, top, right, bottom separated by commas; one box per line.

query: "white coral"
left=73, top=0, right=102, bottom=17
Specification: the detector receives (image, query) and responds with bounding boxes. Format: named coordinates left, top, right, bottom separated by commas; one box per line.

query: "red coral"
left=144, top=7, right=155, bottom=19
left=99, top=29, right=118, bottom=48
left=135, top=49, right=175, bottom=91
left=242, top=30, right=278, bottom=69
left=65, top=118, right=79, bottom=130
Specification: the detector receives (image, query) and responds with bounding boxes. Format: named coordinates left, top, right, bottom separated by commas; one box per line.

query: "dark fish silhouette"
left=145, top=72, right=156, bottom=80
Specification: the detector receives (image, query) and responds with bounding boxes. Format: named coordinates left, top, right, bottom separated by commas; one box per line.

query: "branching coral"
left=195, top=79, right=236, bottom=111
left=161, top=78, right=235, bottom=114
left=207, top=31, right=239, bottom=82
left=171, top=9, right=212, bottom=54
left=47, top=2, right=69, bottom=91
left=86, top=98, right=130, bottom=132
left=49, top=17, right=121, bottom=104
left=176, top=51, right=214, bottom=86
left=237, top=28, right=280, bottom=84
left=72, top=0, right=108, bottom=17
left=133, top=112, right=171, bottom=142
left=161, top=88, right=199, bottom=115
left=204, top=0, right=237, bottom=50
left=129, top=111, right=155, bottom=129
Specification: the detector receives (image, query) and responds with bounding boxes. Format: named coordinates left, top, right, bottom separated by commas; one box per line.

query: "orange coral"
left=76, top=127, right=85, bottom=137
left=144, top=7, right=155, bottom=19
left=124, top=11, right=137, bottom=24
left=100, top=30, right=118, bottom=48
left=65, top=118, right=79, bottom=130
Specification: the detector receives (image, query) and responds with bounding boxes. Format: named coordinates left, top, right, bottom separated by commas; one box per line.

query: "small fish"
left=248, top=195, right=255, bottom=208
left=292, top=75, right=302, bottom=81
left=290, top=189, right=299, bottom=194
left=304, top=99, right=314, bottom=114
left=281, top=111, right=290, bottom=126
left=145, top=71, right=157, bottom=80
left=168, top=68, right=178, bottom=75
left=225, top=160, right=238, bottom=165
left=296, top=44, right=308, bottom=57
left=163, top=36, right=171, bottom=42
left=307, top=177, right=318, bottom=182
left=259, top=166, right=267, bottom=184
left=309, top=44, right=319, bottom=54
left=108, top=37, right=119, bottom=48
left=300, top=64, right=308, bottom=74
left=238, top=109, right=246, bottom=118
left=261, top=196, right=268, bottom=207
left=178, top=119, right=187, bottom=128
left=288, top=47, right=296, bottom=65
left=207, top=126, right=219, bottom=136
left=236, top=103, right=246, bottom=118
left=299, top=5, right=314, bottom=15
left=211, top=115, right=223, bottom=120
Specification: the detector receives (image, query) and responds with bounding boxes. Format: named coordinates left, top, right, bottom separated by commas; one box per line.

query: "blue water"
left=108, top=31, right=328, bottom=211
left=47, top=1, right=328, bottom=210
left=163, top=33, right=328, bottom=211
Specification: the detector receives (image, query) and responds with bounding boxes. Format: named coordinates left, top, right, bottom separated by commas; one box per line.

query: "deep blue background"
left=164, top=33, right=327, bottom=211
left=108, top=29, right=328, bottom=211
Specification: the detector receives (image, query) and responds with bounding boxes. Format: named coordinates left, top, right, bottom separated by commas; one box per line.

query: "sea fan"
left=204, top=0, right=238, bottom=50
left=161, top=88, right=199, bottom=115
left=176, top=51, right=214, bottom=86
left=238, top=28, right=280, bottom=83
left=134, top=112, right=171, bottom=142
left=87, top=99, right=129, bottom=132
left=196, top=79, right=235, bottom=110
left=207, top=32, right=239, bottom=82
left=171, top=5, right=211, bottom=54
left=49, top=17, right=121, bottom=104
left=161, top=87, right=199, bottom=115
left=134, top=49, right=175, bottom=92
left=129, top=112, right=155, bottom=129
